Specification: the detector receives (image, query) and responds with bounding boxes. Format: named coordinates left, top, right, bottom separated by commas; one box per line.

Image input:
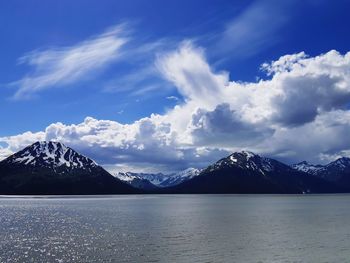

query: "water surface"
left=0, top=194, right=349, bottom=262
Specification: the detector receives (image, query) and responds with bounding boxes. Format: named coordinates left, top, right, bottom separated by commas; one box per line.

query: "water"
left=0, top=195, right=349, bottom=263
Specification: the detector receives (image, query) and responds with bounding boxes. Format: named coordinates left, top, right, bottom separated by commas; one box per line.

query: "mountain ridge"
left=115, top=168, right=201, bottom=189
left=0, top=142, right=349, bottom=194
left=292, top=157, right=350, bottom=186
left=166, top=151, right=343, bottom=194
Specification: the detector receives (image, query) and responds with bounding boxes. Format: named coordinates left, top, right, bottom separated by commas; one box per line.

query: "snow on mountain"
left=291, top=161, right=325, bottom=175
left=115, top=168, right=201, bottom=188
left=115, top=172, right=168, bottom=186
left=327, top=157, right=350, bottom=170
left=292, top=157, right=350, bottom=182
left=169, top=151, right=345, bottom=194
left=175, top=168, right=201, bottom=178
left=159, top=168, right=201, bottom=187
left=2, top=141, right=97, bottom=173
left=114, top=172, right=159, bottom=190
left=115, top=172, right=138, bottom=182
left=207, top=151, right=277, bottom=175
left=0, top=141, right=139, bottom=194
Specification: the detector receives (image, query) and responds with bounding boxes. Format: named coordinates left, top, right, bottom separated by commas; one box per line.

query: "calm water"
left=0, top=195, right=350, bottom=263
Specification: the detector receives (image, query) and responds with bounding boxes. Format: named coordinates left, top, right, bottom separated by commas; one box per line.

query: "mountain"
left=115, top=168, right=201, bottom=190
left=1, top=142, right=347, bottom=195
left=115, top=172, right=159, bottom=190
left=167, top=151, right=342, bottom=194
left=0, top=141, right=138, bottom=195
left=293, top=157, right=350, bottom=188
left=291, top=161, right=325, bottom=176
left=115, top=172, right=168, bottom=189
left=159, top=168, right=201, bottom=187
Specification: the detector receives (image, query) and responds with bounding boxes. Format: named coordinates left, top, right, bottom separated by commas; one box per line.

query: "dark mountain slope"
left=166, top=151, right=342, bottom=194
left=0, top=141, right=138, bottom=195
left=293, top=157, right=350, bottom=190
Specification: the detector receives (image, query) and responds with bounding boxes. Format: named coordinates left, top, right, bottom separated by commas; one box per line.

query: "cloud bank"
left=2, top=41, right=350, bottom=172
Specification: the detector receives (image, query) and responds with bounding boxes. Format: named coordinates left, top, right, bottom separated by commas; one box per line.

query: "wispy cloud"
left=102, top=38, right=178, bottom=96
left=11, top=24, right=129, bottom=99
left=166, top=96, right=179, bottom=101
left=103, top=66, right=157, bottom=93
left=215, top=0, right=295, bottom=59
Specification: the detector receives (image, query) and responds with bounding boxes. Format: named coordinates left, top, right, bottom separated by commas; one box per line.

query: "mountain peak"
left=291, top=161, right=325, bottom=175
left=207, top=151, right=279, bottom=175
left=334, top=156, right=350, bottom=163
left=0, top=141, right=138, bottom=194
left=228, top=151, right=258, bottom=163
left=327, top=157, right=350, bottom=169
left=31, top=141, right=69, bottom=155
left=2, top=140, right=97, bottom=171
left=240, top=150, right=257, bottom=157
left=175, top=167, right=201, bottom=177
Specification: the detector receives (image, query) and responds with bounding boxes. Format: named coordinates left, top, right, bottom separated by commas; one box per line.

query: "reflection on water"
left=0, top=194, right=350, bottom=262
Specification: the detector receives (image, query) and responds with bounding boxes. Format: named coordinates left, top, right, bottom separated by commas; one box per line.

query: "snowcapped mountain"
left=292, top=157, right=350, bottom=183
left=1, top=142, right=348, bottom=194
left=115, top=172, right=160, bottom=190
left=0, top=141, right=137, bottom=194
left=2, top=141, right=98, bottom=173
left=168, top=151, right=341, bottom=194
left=115, top=172, right=168, bottom=187
left=326, top=157, right=350, bottom=174
left=115, top=168, right=201, bottom=189
left=159, top=168, right=201, bottom=187
left=291, top=161, right=325, bottom=176
left=206, top=151, right=285, bottom=175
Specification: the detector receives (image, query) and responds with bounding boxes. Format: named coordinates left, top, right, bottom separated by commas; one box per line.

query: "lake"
left=0, top=194, right=349, bottom=262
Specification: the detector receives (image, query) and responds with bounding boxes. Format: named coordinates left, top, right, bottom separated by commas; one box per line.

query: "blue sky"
left=1, top=0, right=350, bottom=172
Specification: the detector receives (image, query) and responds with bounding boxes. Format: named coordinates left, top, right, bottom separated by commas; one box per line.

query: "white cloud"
left=264, top=50, right=350, bottom=126
left=166, top=96, right=179, bottom=101
left=156, top=42, right=229, bottom=108
left=260, top=110, right=350, bottom=164
left=0, top=131, right=45, bottom=161
left=0, top=116, right=226, bottom=172
left=2, top=43, right=350, bottom=171
left=12, top=24, right=129, bottom=99
left=0, top=147, right=13, bottom=161
left=190, top=103, right=274, bottom=148
left=155, top=44, right=350, bottom=164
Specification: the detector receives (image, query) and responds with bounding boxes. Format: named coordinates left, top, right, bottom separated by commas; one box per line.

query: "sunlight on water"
left=0, top=195, right=349, bottom=262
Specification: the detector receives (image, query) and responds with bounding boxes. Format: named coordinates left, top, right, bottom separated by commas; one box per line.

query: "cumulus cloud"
left=264, top=50, right=350, bottom=126
left=0, top=147, right=13, bottom=161
left=190, top=103, right=274, bottom=147
left=1, top=131, right=45, bottom=152
left=0, top=116, right=227, bottom=172
left=2, top=42, right=350, bottom=171
left=260, top=110, right=350, bottom=164
left=156, top=42, right=229, bottom=108
left=11, top=24, right=129, bottom=99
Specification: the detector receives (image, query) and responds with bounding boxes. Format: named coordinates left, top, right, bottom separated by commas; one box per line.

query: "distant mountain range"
left=115, top=168, right=201, bottom=189
left=292, top=158, right=350, bottom=188
left=0, top=141, right=349, bottom=194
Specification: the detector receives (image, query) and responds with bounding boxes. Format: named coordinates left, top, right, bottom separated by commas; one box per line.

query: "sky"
left=1, top=0, right=350, bottom=173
